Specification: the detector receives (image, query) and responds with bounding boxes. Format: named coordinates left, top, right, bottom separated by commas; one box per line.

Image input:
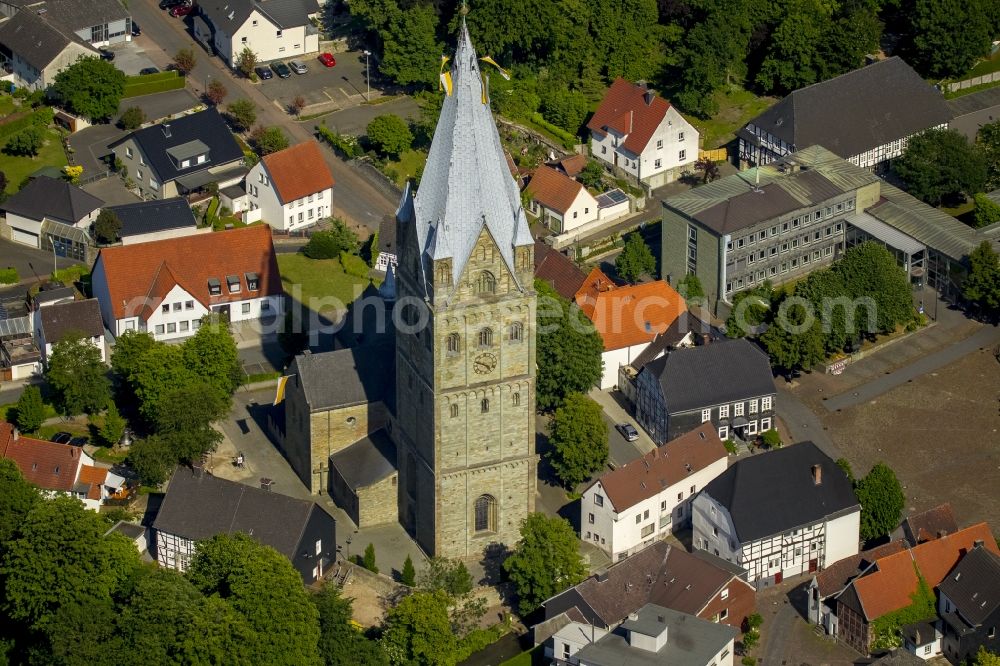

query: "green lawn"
left=0, top=127, right=67, bottom=194
left=277, top=253, right=372, bottom=313
left=0, top=95, right=16, bottom=116
left=965, top=51, right=1000, bottom=79
left=499, top=645, right=544, bottom=666
left=0, top=400, right=59, bottom=424
left=384, top=149, right=426, bottom=188
left=689, top=88, right=777, bottom=150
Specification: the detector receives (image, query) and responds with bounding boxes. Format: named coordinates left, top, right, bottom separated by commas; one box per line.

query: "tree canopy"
left=303, top=220, right=361, bottom=259
left=963, top=241, right=1000, bottom=317
left=45, top=335, right=111, bottom=415
left=94, top=209, right=122, bottom=244
left=547, top=392, right=608, bottom=488
left=894, top=128, right=987, bottom=206
left=855, top=462, right=906, bottom=542
left=314, top=584, right=388, bottom=666
left=379, top=590, right=457, bottom=666
left=52, top=57, right=126, bottom=121
left=503, top=513, right=587, bottom=615
left=535, top=280, right=603, bottom=410
left=366, top=114, right=414, bottom=157
left=615, top=233, right=656, bottom=283
left=13, top=385, right=45, bottom=433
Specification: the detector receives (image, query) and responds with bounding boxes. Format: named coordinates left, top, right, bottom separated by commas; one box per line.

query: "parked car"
left=289, top=60, right=308, bottom=75
left=99, top=49, right=115, bottom=61
left=170, top=3, right=194, bottom=16
left=139, top=67, right=159, bottom=75
left=69, top=436, right=88, bottom=447
left=615, top=423, right=640, bottom=442
left=318, top=52, right=336, bottom=68
left=51, top=432, right=72, bottom=444
left=271, top=61, right=292, bottom=79
left=131, top=20, right=141, bottom=36
left=255, top=65, right=273, bottom=80
left=159, top=0, right=187, bottom=9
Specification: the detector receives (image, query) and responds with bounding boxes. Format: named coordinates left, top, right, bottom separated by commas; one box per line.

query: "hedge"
left=340, top=251, right=370, bottom=279
left=316, top=124, right=362, bottom=159
left=123, top=72, right=185, bottom=98
left=0, top=267, right=18, bottom=284
left=529, top=112, right=577, bottom=148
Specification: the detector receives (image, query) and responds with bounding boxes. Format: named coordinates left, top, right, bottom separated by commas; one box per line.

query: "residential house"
left=552, top=153, right=588, bottom=178
left=588, top=79, right=699, bottom=189
left=525, top=165, right=600, bottom=234
left=692, top=442, right=861, bottom=588
left=634, top=338, right=775, bottom=444
left=281, top=344, right=395, bottom=495
left=537, top=541, right=756, bottom=658
left=533, top=239, right=586, bottom=301
left=573, top=604, right=737, bottom=666
left=151, top=467, right=337, bottom=583
left=0, top=298, right=39, bottom=380
left=198, top=0, right=320, bottom=70
left=901, top=503, right=960, bottom=547
left=903, top=620, right=943, bottom=661
left=0, top=421, right=125, bottom=510
left=937, top=542, right=1000, bottom=663
left=109, top=109, right=246, bottom=200
left=738, top=57, right=951, bottom=171
left=91, top=224, right=283, bottom=340
left=1, top=175, right=101, bottom=255
left=948, top=86, right=1000, bottom=141
left=581, top=423, right=729, bottom=562
left=105, top=521, right=148, bottom=557
left=661, top=145, right=991, bottom=312
left=832, top=522, right=999, bottom=655
left=328, top=428, right=398, bottom=528
left=109, top=198, right=206, bottom=245
left=243, top=141, right=334, bottom=231
left=36, top=0, right=131, bottom=47
left=807, top=540, right=908, bottom=634
left=0, top=10, right=96, bottom=92
left=374, top=213, right=397, bottom=273
left=35, top=298, right=105, bottom=363
left=31, top=285, right=75, bottom=309
left=574, top=267, right=687, bottom=389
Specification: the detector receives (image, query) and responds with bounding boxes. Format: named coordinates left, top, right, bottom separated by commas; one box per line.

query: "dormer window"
left=208, top=278, right=222, bottom=295
left=245, top=272, right=259, bottom=291
left=166, top=140, right=210, bottom=170
left=227, top=275, right=241, bottom=294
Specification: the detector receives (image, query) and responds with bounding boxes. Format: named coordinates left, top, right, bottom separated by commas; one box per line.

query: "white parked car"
left=289, top=60, right=308, bottom=75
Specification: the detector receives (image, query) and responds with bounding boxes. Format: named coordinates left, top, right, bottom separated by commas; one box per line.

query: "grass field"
left=689, top=88, right=777, bottom=150
left=0, top=126, right=67, bottom=194
left=965, top=51, right=1000, bottom=79
left=277, top=253, right=372, bottom=313
left=384, top=149, right=426, bottom=188
left=499, top=645, right=544, bottom=666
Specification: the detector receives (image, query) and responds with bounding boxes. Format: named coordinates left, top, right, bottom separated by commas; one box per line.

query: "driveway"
left=81, top=177, right=141, bottom=206
left=0, top=238, right=81, bottom=283
left=67, top=124, right=126, bottom=176
left=104, top=39, right=159, bottom=76
left=257, top=50, right=372, bottom=112
left=117, top=88, right=199, bottom=123
left=320, top=96, right=421, bottom=136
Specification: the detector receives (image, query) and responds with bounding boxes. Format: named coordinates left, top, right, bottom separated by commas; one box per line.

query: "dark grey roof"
left=32, top=286, right=76, bottom=307
left=702, top=441, right=859, bottom=543
left=0, top=10, right=92, bottom=71
left=152, top=467, right=323, bottom=559
left=377, top=214, right=397, bottom=256
left=105, top=521, right=146, bottom=540
left=629, top=312, right=720, bottom=371
left=867, top=649, right=926, bottom=666
left=643, top=338, right=775, bottom=414
left=39, top=299, right=103, bottom=343
left=41, top=0, right=130, bottom=33
left=901, top=620, right=938, bottom=646
left=109, top=109, right=243, bottom=185
left=740, top=57, right=951, bottom=160
left=1, top=176, right=102, bottom=224
left=200, top=0, right=318, bottom=31
left=109, top=197, right=197, bottom=238
left=290, top=343, right=393, bottom=412
left=329, top=429, right=396, bottom=490
left=937, top=545, right=1000, bottom=626
left=948, top=85, right=1000, bottom=119
left=575, top=604, right=736, bottom=666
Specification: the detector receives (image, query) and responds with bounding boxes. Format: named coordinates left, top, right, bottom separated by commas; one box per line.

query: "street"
left=128, top=0, right=397, bottom=231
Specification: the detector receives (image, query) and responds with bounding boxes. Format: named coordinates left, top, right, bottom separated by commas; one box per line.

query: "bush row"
left=123, top=73, right=185, bottom=98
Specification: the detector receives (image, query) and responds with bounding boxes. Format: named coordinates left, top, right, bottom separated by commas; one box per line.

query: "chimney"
left=644, top=89, right=654, bottom=106
left=812, top=464, right=822, bottom=485
left=628, top=612, right=639, bottom=621
left=974, top=539, right=985, bottom=549
left=937, top=529, right=949, bottom=538
left=162, top=123, right=171, bottom=138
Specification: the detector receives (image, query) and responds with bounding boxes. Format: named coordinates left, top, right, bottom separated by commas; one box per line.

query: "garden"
left=0, top=96, right=67, bottom=195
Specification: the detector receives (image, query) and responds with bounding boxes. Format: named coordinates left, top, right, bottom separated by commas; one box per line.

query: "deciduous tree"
left=94, top=208, right=123, bottom=244
left=547, top=393, right=608, bottom=488
left=313, top=584, right=387, bottom=666
left=380, top=590, right=456, bottom=666
left=963, top=241, right=1000, bottom=315
left=379, top=4, right=442, bottom=88
left=834, top=242, right=914, bottom=334
left=759, top=297, right=826, bottom=376
left=99, top=401, right=126, bottom=447
left=251, top=125, right=289, bottom=155
left=973, top=193, right=1000, bottom=228
left=503, top=513, right=587, bottom=615
left=855, top=462, right=905, bottom=542
left=535, top=280, right=603, bottom=410
left=46, top=334, right=111, bottom=415
left=206, top=79, right=228, bottom=106
left=227, top=98, right=257, bottom=132
left=908, top=0, right=992, bottom=79
left=4, top=126, right=43, bottom=156
left=615, top=233, right=656, bottom=283
left=366, top=114, right=413, bottom=157
left=0, top=458, right=37, bottom=547
left=894, top=128, right=987, bottom=206
left=13, top=385, right=45, bottom=433
left=236, top=47, right=258, bottom=78
left=119, top=106, right=145, bottom=130
left=173, top=48, right=197, bottom=75
left=51, top=57, right=126, bottom=121
left=303, top=220, right=360, bottom=259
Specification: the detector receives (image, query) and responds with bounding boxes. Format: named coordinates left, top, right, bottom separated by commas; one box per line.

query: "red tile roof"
left=96, top=225, right=282, bottom=321
left=589, top=423, right=727, bottom=511
left=575, top=268, right=687, bottom=351
left=588, top=79, right=671, bottom=156
left=852, top=523, right=999, bottom=621
left=0, top=421, right=83, bottom=492
left=261, top=141, right=335, bottom=204
left=534, top=240, right=587, bottom=301
left=525, top=166, right=587, bottom=215
left=814, top=540, right=908, bottom=598
left=902, top=503, right=959, bottom=545
left=557, top=153, right=588, bottom=178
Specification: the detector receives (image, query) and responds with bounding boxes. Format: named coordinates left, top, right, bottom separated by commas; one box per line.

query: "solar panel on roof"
left=596, top=189, right=629, bottom=208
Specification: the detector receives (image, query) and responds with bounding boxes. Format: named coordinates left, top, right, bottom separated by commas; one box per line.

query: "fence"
left=699, top=148, right=728, bottom=162
left=943, top=71, right=1000, bottom=93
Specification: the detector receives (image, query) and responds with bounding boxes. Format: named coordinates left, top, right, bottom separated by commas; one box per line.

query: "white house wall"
left=559, top=189, right=600, bottom=234
left=599, top=342, right=647, bottom=389
left=245, top=160, right=332, bottom=232
left=823, top=510, right=861, bottom=566
left=227, top=10, right=318, bottom=67
left=121, top=226, right=210, bottom=245
left=5, top=211, right=42, bottom=247
left=591, top=106, right=699, bottom=185
left=140, top=284, right=209, bottom=341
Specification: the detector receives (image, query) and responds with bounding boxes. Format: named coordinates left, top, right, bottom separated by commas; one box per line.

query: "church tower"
left=393, top=17, right=537, bottom=558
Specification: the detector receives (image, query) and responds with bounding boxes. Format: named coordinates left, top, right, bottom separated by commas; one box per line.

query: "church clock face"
left=473, top=352, right=497, bottom=374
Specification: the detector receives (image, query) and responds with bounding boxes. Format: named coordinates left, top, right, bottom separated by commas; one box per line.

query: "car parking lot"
left=256, top=49, right=373, bottom=112
left=104, top=38, right=159, bottom=76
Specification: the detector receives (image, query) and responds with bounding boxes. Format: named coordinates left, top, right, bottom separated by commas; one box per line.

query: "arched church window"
left=481, top=398, right=490, bottom=413
left=475, top=271, right=496, bottom=294
left=446, top=333, right=460, bottom=354
left=474, top=495, right=497, bottom=532
left=509, top=321, right=523, bottom=342
left=450, top=403, right=459, bottom=418
left=478, top=328, right=493, bottom=348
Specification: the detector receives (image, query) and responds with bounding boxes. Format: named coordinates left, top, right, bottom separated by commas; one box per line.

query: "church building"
left=282, top=18, right=538, bottom=558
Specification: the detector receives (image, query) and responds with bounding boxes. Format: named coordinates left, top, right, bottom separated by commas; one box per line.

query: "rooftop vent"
left=974, top=539, right=985, bottom=548
left=162, top=123, right=171, bottom=138
left=644, top=89, right=654, bottom=106
left=812, top=464, right=822, bottom=485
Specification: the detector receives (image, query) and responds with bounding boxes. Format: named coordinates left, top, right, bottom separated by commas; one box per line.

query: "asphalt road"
left=601, top=412, right=644, bottom=468
left=129, top=0, right=397, bottom=230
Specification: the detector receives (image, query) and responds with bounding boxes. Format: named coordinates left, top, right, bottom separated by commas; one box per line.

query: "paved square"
left=256, top=49, right=372, bottom=111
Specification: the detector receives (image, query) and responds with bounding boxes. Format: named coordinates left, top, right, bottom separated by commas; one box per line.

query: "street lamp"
left=363, top=50, right=370, bottom=102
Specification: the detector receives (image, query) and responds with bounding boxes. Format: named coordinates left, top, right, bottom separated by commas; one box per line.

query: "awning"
left=847, top=212, right=925, bottom=257
left=732, top=416, right=749, bottom=427
left=175, top=164, right=248, bottom=191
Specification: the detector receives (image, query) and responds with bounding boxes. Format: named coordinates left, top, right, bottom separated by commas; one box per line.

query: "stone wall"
left=358, top=474, right=399, bottom=527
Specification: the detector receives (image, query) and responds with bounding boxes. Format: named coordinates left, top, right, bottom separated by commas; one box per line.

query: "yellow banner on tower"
left=439, top=55, right=453, bottom=95
left=479, top=56, right=510, bottom=80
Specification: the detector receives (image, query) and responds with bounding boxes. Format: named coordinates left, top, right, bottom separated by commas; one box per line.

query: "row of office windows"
left=727, top=202, right=853, bottom=252
left=726, top=246, right=836, bottom=293
left=737, top=224, right=843, bottom=265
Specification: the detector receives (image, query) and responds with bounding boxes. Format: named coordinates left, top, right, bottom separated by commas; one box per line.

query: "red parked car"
left=170, top=3, right=194, bottom=17
left=318, top=52, right=336, bottom=68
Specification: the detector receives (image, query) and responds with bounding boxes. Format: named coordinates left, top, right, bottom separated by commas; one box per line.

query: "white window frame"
left=761, top=396, right=772, bottom=411
left=718, top=426, right=729, bottom=440
left=701, top=408, right=711, bottom=423
left=734, top=402, right=744, bottom=417
left=747, top=420, right=758, bottom=435
left=719, top=404, right=729, bottom=418
left=749, top=399, right=758, bottom=414
left=760, top=417, right=772, bottom=431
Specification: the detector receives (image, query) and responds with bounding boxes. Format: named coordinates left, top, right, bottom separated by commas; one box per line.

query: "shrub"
left=302, top=220, right=359, bottom=259
left=365, top=114, right=413, bottom=157
left=973, top=192, right=1000, bottom=228
left=400, top=555, right=416, bottom=586
left=362, top=543, right=378, bottom=574
left=122, top=72, right=184, bottom=98
left=317, top=124, right=361, bottom=159
left=0, top=267, right=18, bottom=284
left=226, top=98, right=257, bottom=132
left=724, top=439, right=739, bottom=455
left=206, top=79, right=228, bottom=106
left=340, top=251, right=369, bottom=279
left=93, top=209, right=122, bottom=244
left=760, top=429, right=782, bottom=448
left=119, top=106, right=145, bottom=130
left=5, top=126, right=43, bottom=156
left=13, top=386, right=45, bottom=432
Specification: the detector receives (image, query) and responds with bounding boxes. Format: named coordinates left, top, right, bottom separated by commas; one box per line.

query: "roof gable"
left=39, top=299, right=104, bottom=343
left=587, top=79, right=671, bottom=155
left=0, top=421, right=84, bottom=492
left=95, top=225, right=281, bottom=320
left=534, top=240, right=586, bottom=301
left=0, top=10, right=90, bottom=71
left=525, top=165, right=588, bottom=215
left=260, top=141, right=334, bottom=204
left=902, top=503, right=959, bottom=545
left=937, top=546, right=1000, bottom=625
left=1, top=176, right=103, bottom=224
